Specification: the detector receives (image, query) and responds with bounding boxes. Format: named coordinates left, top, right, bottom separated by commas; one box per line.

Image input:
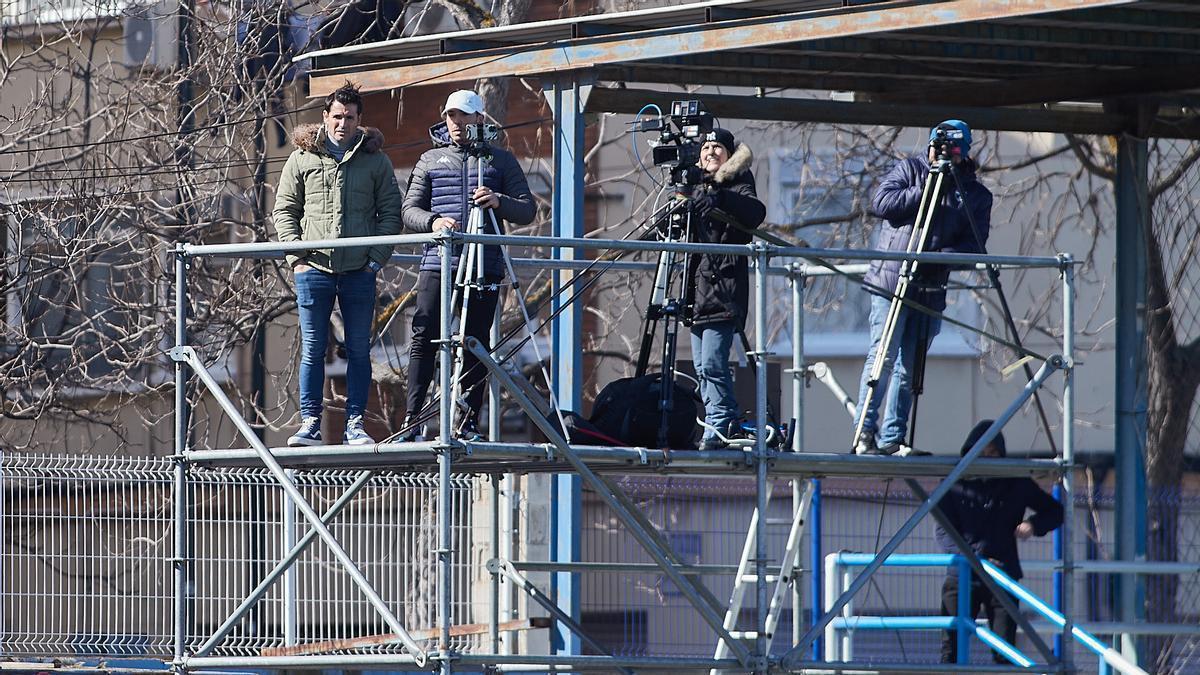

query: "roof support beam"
left=877, top=63, right=1200, bottom=107
left=897, top=20, right=1200, bottom=54
left=585, top=87, right=1200, bottom=139
left=768, top=35, right=1200, bottom=69
left=309, top=0, right=1133, bottom=95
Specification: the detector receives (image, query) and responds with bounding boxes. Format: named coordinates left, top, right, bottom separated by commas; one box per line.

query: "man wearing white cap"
left=399, top=90, right=535, bottom=441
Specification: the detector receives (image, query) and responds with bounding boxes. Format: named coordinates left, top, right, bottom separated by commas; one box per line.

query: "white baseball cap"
left=441, top=90, right=484, bottom=116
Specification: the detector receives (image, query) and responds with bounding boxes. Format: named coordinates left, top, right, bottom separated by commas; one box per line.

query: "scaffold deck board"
left=184, top=441, right=1064, bottom=479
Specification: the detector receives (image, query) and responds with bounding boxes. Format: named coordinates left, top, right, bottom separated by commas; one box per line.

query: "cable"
left=867, top=480, right=911, bottom=662
left=630, top=104, right=665, bottom=189
left=5, top=116, right=552, bottom=182
left=0, top=26, right=563, bottom=159
left=389, top=202, right=675, bottom=439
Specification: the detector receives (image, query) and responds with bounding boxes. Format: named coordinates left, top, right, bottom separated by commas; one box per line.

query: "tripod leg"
left=636, top=249, right=674, bottom=377
left=658, top=313, right=680, bottom=448
left=447, top=216, right=483, bottom=431
left=904, top=308, right=934, bottom=451
left=733, top=327, right=780, bottom=429
left=486, top=207, right=574, bottom=441
left=944, top=164, right=1059, bottom=455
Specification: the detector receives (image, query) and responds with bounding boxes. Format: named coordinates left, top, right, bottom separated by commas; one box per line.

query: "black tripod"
left=634, top=186, right=698, bottom=448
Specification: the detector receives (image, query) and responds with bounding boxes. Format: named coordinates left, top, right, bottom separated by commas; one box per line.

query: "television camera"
left=629, top=100, right=715, bottom=188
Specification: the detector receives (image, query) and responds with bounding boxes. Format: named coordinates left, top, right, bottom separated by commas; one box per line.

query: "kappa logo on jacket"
left=436, top=155, right=455, bottom=166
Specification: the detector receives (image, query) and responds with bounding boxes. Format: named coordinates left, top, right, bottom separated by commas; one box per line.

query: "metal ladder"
left=711, top=479, right=814, bottom=674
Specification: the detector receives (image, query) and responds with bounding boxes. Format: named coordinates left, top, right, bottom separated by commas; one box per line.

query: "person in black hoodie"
left=685, top=128, right=766, bottom=450
left=854, top=120, right=993, bottom=455
left=935, top=420, right=1064, bottom=663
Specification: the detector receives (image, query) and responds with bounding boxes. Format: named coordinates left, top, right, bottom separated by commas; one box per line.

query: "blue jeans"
left=690, top=320, right=739, bottom=442
left=295, top=267, right=376, bottom=419
left=855, top=295, right=941, bottom=446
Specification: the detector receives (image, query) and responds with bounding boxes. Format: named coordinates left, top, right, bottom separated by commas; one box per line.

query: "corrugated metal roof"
left=303, top=0, right=1200, bottom=131
left=302, top=0, right=851, bottom=63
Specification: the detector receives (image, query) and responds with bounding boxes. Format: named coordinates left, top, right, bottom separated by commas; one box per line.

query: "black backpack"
left=589, top=374, right=699, bottom=448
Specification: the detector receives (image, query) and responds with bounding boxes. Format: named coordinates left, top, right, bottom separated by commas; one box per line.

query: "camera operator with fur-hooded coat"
left=685, top=128, right=766, bottom=450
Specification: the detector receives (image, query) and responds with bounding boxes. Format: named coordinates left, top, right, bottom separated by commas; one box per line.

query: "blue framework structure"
left=825, top=553, right=1149, bottom=672
left=544, top=72, right=592, bottom=659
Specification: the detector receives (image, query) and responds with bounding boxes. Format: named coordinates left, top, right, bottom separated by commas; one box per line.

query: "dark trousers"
left=940, top=573, right=1019, bottom=664
left=406, top=270, right=500, bottom=424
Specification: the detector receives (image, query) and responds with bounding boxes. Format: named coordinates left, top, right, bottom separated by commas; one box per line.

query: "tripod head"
left=462, top=122, right=498, bottom=161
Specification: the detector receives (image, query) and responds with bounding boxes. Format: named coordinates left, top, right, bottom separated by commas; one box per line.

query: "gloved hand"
left=690, top=190, right=720, bottom=221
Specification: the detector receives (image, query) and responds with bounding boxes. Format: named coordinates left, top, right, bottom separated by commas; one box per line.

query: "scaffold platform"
left=155, top=219, right=1106, bottom=675
left=186, top=442, right=1067, bottom=479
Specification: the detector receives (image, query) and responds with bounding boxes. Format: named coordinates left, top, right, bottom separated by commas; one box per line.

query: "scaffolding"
left=162, top=229, right=1094, bottom=674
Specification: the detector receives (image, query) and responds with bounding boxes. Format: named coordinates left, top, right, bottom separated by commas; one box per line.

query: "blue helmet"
left=929, top=119, right=972, bottom=156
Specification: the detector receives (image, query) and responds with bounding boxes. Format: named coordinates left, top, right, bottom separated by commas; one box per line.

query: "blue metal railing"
left=827, top=553, right=1149, bottom=674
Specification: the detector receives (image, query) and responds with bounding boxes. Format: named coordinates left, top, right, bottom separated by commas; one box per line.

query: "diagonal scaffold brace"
left=463, top=336, right=756, bottom=667
left=170, top=345, right=429, bottom=666
left=782, top=355, right=1065, bottom=672
left=194, top=469, right=378, bottom=657
left=487, top=558, right=635, bottom=675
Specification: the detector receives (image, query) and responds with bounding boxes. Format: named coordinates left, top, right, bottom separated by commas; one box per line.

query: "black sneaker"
left=455, top=420, right=484, bottom=442
left=870, top=441, right=902, bottom=456
left=395, top=416, right=424, bottom=443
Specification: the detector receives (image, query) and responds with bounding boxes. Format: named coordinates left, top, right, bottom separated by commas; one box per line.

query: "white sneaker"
left=344, top=415, right=375, bottom=445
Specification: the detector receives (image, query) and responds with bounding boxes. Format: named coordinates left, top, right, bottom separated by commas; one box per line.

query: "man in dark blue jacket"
left=399, top=90, right=536, bottom=440
left=936, top=420, right=1063, bottom=663
left=854, top=120, right=993, bottom=455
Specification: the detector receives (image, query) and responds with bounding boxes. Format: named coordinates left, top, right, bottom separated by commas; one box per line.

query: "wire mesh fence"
left=2, top=453, right=1199, bottom=672
left=1146, top=138, right=1200, bottom=675
left=0, top=454, right=479, bottom=661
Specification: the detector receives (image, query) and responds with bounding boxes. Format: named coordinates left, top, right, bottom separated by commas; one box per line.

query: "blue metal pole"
left=544, top=73, right=591, bottom=658
left=810, top=478, right=822, bottom=661
left=957, top=556, right=970, bottom=664
left=1113, top=115, right=1148, bottom=667
left=978, top=559, right=1147, bottom=675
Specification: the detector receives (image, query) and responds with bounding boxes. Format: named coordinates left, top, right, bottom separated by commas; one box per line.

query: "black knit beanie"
left=961, top=419, right=1007, bottom=457
left=707, top=128, right=736, bottom=155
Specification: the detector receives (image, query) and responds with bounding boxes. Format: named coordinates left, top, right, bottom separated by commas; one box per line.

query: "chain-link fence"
left=1144, top=138, right=1200, bottom=675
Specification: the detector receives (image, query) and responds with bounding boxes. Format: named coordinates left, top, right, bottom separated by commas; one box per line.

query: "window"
left=4, top=205, right=159, bottom=390
left=657, top=531, right=701, bottom=597
left=1, top=0, right=128, bottom=26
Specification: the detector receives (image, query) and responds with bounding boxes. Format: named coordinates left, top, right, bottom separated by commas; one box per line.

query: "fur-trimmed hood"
left=428, top=121, right=453, bottom=147
left=710, top=142, right=753, bottom=185
left=290, top=123, right=385, bottom=155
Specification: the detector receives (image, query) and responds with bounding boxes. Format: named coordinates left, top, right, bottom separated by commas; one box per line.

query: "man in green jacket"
left=274, top=82, right=402, bottom=446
